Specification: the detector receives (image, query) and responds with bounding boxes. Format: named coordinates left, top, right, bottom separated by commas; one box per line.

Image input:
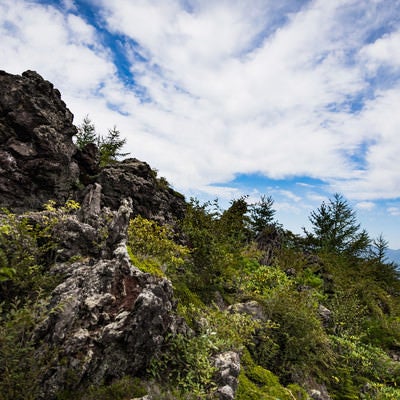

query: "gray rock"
left=318, top=304, right=332, bottom=327
left=0, top=70, right=79, bottom=211
left=228, top=300, right=266, bottom=321
left=213, top=351, right=240, bottom=400
left=30, top=200, right=183, bottom=399
left=98, top=159, right=186, bottom=225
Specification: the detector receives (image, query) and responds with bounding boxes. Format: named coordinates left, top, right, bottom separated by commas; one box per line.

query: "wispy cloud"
left=356, top=201, right=376, bottom=211
left=388, top=207, right=400, bottom=217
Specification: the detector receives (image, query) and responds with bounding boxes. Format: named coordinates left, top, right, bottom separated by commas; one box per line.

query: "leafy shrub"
left=239, top=263, right=292, bottom=298
left=0, top=298, right=55, bottom=400
left=330, top=335, right=400, bottom=386
left=257, top=287, right=332, bottom=382
left=149, top=332, right=218, bottom=398
left=127, top=215, right=189, bottom=275
left=0, top=209, right=62, bottom=305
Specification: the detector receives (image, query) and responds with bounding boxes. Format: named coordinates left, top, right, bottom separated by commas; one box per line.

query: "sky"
left=1, top=0, right=400, bottom=248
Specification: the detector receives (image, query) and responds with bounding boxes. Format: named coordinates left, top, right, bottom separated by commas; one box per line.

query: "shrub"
left=0, top=298, right=55, bottom=400
left=127, top=215, right=189, bottom=275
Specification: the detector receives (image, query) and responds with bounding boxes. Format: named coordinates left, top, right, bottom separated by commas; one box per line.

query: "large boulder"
left=0, top=70, right=79, bottom=211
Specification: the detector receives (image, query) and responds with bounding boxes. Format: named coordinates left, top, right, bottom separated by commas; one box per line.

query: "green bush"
left=127, top=215, right=189, bottom=275
left=0, top=298, right=55, bottom=400
left=256, top=287, right=332, bottom=382
left=149, top=332, right=218, bottom=398
left=0, top=208, right=64, bottom=306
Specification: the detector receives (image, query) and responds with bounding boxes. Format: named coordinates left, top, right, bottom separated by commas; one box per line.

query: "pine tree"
left=98, top=126, right=130, bottom=166
left=75, top=115, right=97, bottom=150
left=249, top=195, right=276, bottom=235
left=304, top=193, right=370, bottom=256
left=372, top=234, right=389, bottom=263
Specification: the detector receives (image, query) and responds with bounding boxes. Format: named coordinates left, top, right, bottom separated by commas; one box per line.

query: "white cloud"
left=0, top=0, right=117, bottom=98
left=356, top=201, right=375, bottom=211
left=388, top=207, right=400, bottom=217
left=361, top=29, right=400, bottom=71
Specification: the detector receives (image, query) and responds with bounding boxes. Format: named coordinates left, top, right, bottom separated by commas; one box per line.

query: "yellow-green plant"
left=127, top=215, right=190, bottom=274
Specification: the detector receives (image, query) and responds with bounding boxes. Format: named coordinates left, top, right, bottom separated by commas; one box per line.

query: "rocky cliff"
left=0, top=70, right=189, bottom=398
left=0, top=70, right=79, bottom=211
left=0, top=69, right=186, bottom=224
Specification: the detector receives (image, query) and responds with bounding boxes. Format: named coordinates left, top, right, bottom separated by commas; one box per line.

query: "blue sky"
left=1, top=0, right=400, bottom=248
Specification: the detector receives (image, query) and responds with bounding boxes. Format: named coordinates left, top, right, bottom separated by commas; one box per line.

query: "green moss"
left=286, top=384, right=309, bottom=399
left=246, top=365, right=280, bottom=387
left=127, top=247, right=165, bottom=277
left=236, top=372, right=272, bottom=400
left=173, top=281, right=204, bottom=309
left=237, top=366, right=302, bottom=400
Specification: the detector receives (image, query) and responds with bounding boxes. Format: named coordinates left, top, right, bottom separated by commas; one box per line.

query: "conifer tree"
left=75, top=115, right=97, bottom=150
left=305, top=193, right=370, bottom=256
left=249, top=195, right=276, bottom=235
left=98, top=126, right=130, bottom=166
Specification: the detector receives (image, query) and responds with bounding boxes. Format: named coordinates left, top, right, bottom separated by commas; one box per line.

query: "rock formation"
left=0, top=70, right=186, bottom=225
left=0, top=70, right=189, bottom=398
left=0, top=70, right=240, bottom=400
left=32, top=197, right=183, bottom=398
left=0, top=70, right=79, bottom=211
left=97, top=158, right=186, bottom=224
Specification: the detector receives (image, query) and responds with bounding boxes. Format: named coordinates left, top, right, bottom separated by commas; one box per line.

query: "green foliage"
left=75, top=114, right=97, bottom=150
left=304, top=193, right=370, bottom=256
left=149, top=332, right=218, bottom=398
left=0, top=298, right=55, bottom=400
left=0, top=209, right=61, bottom=304
left=150, top=303, right=262, bottom=398
left=371, top=234, right=389, bottom=263
left=239, top=263, right=292, bottom=297
left=98, top=125, right=130, bottom=167
left=249, top=195, right=276, bottom=235
left=362, top=383, right=400, bottom=399
left=75, top=115, right=129, bottom=166
left=57, top=376, right=147, bottom=400
left=257, top=287, right=332, bottom=382
left=127, top=215, right=190, bottom=275
left=181, top=198, right=256, bottom=297
left=330, top=335, right=400, bottom=386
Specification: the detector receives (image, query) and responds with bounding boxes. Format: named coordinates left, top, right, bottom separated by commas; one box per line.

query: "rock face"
left=98, top=159, right=186, bottom=224
left=34, top=196, right=183, bottom=399
left=0, top=70, right=79, bottom=211
left=0, top=70, right=186, bottom=225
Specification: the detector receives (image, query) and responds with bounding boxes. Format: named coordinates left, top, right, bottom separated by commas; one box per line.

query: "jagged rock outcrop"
left=97, top=159, right=186, bottom=224
left=0, top=70, right=186, bottom=225
left=0, top=70, right=190, bottom=398
left=33, top=194, right=185, bottom=399
left=0, top=70, right=79, bottom=211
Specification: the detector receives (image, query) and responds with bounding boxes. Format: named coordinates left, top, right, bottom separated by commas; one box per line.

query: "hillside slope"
left=1, top=71, right=400, bottom=400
